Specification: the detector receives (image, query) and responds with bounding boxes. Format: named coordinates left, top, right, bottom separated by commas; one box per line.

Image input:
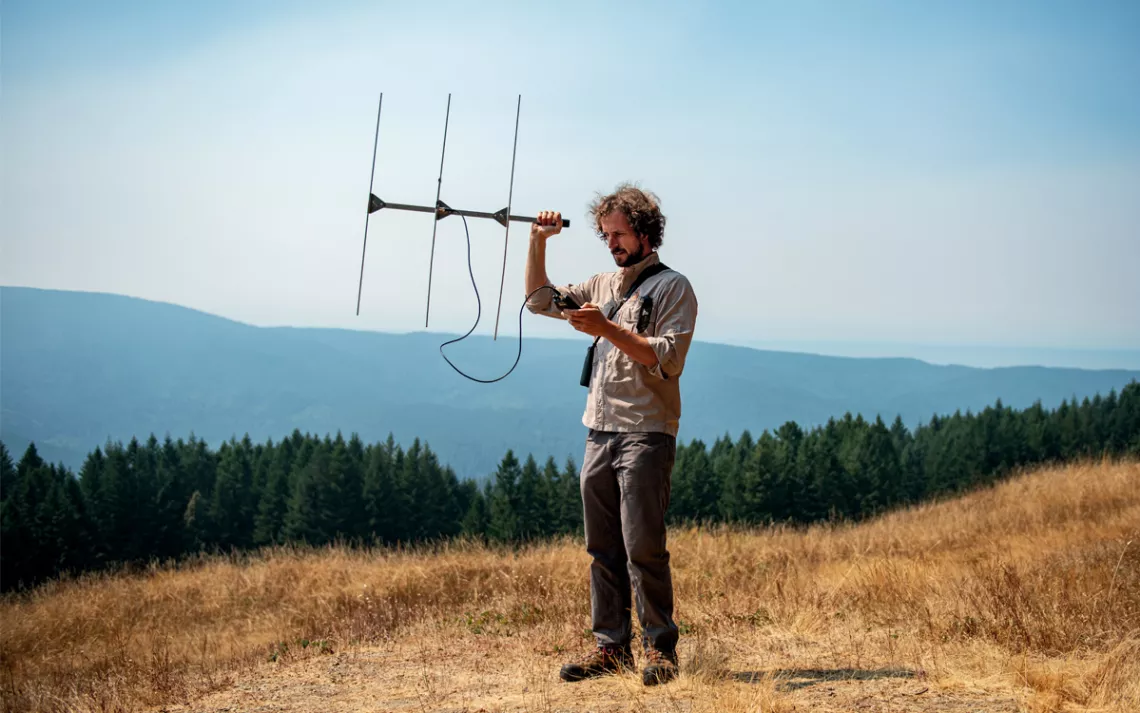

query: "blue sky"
left=3, top=0, right=1138, bottom=368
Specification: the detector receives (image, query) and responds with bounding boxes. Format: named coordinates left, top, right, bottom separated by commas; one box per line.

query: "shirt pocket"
left=616, top=295, right=643, bottom=332
left=621, top=293, right=659, bottom=339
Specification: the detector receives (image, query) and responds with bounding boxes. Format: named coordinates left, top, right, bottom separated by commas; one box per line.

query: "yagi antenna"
left=355, top=93, right=570, bottom=339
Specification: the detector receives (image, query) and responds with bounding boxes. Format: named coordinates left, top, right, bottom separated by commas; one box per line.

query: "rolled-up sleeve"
left=526, top=275, right=597, bottom=320
left=646, top=277, right=698, bottom=379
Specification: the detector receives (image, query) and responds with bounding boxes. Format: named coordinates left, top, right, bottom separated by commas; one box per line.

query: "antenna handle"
left=520, top=215, right=571, bottom=227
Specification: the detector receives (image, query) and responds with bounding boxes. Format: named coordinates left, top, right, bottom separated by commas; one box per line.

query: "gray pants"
left=580, top=429, right=679, bottom=654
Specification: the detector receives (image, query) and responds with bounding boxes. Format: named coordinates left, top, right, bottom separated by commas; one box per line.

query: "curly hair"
left=588, top=183, right=666, bottom=250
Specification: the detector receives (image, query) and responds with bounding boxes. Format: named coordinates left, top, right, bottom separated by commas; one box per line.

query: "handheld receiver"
left=552, top=289, right=581, bottom=312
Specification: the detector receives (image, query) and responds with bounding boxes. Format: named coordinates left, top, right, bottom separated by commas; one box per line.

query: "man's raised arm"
left=525, top=210, right=561, bottom=301
left=525, top=210, right=595, bottom=320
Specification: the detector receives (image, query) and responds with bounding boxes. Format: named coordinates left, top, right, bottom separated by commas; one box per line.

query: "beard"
left=611, top=242, right=647, bottom=267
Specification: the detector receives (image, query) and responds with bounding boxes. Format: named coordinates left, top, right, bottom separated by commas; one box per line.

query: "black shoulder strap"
left=606, top=262, right=671, bottom=320
left=625, top=262, right=670, bottom=299
left=583, top=262, right=672, bottom=378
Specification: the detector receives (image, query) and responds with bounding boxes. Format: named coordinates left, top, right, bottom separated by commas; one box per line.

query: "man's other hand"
left=566, top=303, right=615, bottom=338
left=530, top=210, right=563, bottom=241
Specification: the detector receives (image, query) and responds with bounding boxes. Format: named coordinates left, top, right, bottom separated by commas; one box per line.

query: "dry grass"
left=2, top=460, right=1138, bottom=712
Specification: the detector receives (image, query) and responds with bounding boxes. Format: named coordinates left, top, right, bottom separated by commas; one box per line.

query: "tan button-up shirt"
left=526, top=252, right=698, bottom=436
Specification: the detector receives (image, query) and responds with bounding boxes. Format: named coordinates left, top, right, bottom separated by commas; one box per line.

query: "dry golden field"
left=2, top=460, right=1137, bottom=713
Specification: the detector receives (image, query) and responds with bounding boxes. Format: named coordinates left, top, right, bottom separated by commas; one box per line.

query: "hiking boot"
left=559, top=643, right=635, bottom=682
left=641, top=647, right=678, bottom=686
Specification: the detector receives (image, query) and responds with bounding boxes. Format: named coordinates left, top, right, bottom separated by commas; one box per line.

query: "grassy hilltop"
left=1, top=460, right=1137, bottom=713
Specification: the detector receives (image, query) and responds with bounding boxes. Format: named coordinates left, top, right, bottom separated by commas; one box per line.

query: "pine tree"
left=343, top=434, right=368, bottom=539
left=832, top=414, right=869, bottom=519
left=412, top=442, right=457, bottom=541
left=362, top=437, right=399, bottom=545
left=94, top=441, right=147, bottom=563
left=899, top=430, right=928, bottom=505
left=561, top=456, right=581, bottom=535
left=283, top=448, right=330, bottom=545
left=668, top=440, right=699, bottom=524
left=852, top=417, right=899, bottom=515
left=0, top=453, right=91, bottom=590
left=1083, top=394, right=1109, bottom=457
left=671, top=439, right=717, bottom=524
left=254, top=439, right=293, bottom=546
left=37, top=465, right=92, bottom=579
left=558, top=456, right=579, bottom=533
left=767, top=422, right=804, bottom=522
left=17, top=443, right=45, bottom=477
left=539, top=457, right=566, bottom=537
left=718, top=434, right=750, bottom=524
left=1099, top=390, right=1122, bottom=454
left=0, top=442, right=16, bottom=504
left=77, top=447, right=108, bottom=561
left=889, top=415, right=912, bottom=456
left=553, top=457, right=583, bottom=535
left=151, top=436, right=191, bottom=561
left=515, top=454, right=548, bottom=541
left=1, top=446, right=48, bottom=588
left=396, top=439, right=426, bottom=541
left=183, top=490, right=209, bottom=552
left=794, top=427, right=837, bottom=522
left=708, top=434, right=735, bottom=521
left=1055, top=399, right=1083, bottom=460
left=1115, top=382, right=1140, bottom=455
left=180, top=435, right=218, bottom=504
left=488, top=451, right=521, bottom=542
left=461, top=483, right=491, bottom=539
left=249, top=439, right=271, bottom=523
left=325, top=433, right=365, bottom=542
left=129, top=436, right=161, bottom=554
left=209, top=439, right=255, bottom=549
left=742, top=430, right=781, bottom=523
left=385, top=443, right=410, bottom=542
left=55, top=467, right=94, bottom=573
left=452, top=477, right=480, bottom=537
left=933, top=413, right=964, bottom=495
left=729, top=430, right=756, bottom=521
left=0, top=443, right=19, bottom=587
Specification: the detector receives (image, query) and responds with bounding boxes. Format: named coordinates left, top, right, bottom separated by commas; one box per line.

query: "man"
left=525, top=183, right=698, bottom=686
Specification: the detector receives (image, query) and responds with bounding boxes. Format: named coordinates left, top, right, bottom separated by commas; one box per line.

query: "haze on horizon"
left=3, top=1, right=1139, bottom=370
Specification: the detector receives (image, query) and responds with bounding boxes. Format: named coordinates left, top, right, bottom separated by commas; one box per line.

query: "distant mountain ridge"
left=3, top=286, right=1137, bottom=477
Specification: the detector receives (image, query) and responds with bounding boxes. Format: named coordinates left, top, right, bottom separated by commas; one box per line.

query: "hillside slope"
left=1, top=460, right=1136, bottom=712
left=3, top=286, right=1137, bottom=477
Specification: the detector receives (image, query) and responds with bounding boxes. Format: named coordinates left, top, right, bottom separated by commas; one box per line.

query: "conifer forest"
left=3, top=382, right=1138, bottom=592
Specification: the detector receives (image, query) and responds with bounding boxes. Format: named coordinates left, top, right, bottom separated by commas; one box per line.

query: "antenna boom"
left=367, top=196, right=570, bottom=228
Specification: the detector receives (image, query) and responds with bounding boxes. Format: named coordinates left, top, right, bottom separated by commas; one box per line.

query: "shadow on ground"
left=732, top=667, right=918, bottom=691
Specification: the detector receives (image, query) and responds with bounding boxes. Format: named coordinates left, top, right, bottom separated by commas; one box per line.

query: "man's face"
left=599, top=211, right=650, bottom=267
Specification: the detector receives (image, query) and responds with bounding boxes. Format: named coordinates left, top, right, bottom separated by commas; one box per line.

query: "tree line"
left=2, top=382, right=1138, bottom=591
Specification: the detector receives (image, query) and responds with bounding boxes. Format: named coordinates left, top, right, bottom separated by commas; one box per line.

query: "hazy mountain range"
left=3, top=286, right=1137, bottom=478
